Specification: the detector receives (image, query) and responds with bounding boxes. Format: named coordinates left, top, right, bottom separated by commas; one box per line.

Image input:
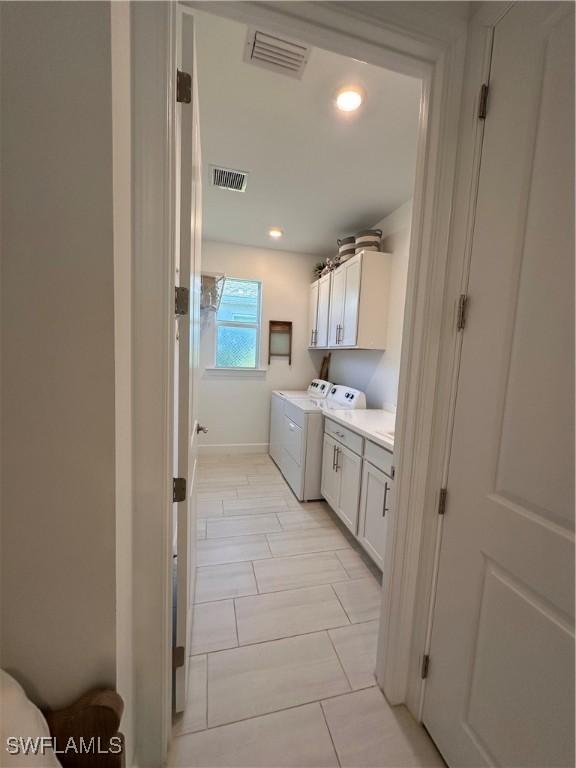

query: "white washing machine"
left=270, top=384, right=366, bottom=501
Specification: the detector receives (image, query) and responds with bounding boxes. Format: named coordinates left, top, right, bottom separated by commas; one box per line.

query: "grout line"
left=326, top=624, right=354, bottom=691
left=329, top=582, right=353, bottom=624
left=250, top=560, right=260, bottom=594
left=319, top=699, right=342, bottom=768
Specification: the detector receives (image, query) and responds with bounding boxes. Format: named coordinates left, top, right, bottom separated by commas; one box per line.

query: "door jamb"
left=131, top=1, right=475, bottom=763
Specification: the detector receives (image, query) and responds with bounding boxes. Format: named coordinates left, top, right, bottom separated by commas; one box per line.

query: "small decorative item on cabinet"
left=337, top=235, right=356, bottom=262
left=313, top=261, right=325, bottom=279
left=268, top=321, right=292, bottom=365
left=355, top=228, right=382, bottom=253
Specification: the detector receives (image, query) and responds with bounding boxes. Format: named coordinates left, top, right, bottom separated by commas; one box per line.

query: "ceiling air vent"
left=211, top=166, right=248, bottom=193
left=244, top=29, right=310, bottom=79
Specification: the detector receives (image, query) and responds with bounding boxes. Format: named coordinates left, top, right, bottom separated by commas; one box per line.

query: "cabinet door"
left=321, top=433, right=340, bottom=510
left=269, top=394, right=285, bottom=469
left=308, top=280, right=319, bottom=347
left=328, top=267, right=346, bottom=346
left=335, top=442, right=362, bottom=534
left=358, top=461, right=391, bottom=569
left=341, top=256, right=361, bottom=346
left=316, top=273, right=331, bottom=347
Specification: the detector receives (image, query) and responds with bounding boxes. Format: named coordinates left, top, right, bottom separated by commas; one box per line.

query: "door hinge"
left=456, top=293, right=468, bottom=331
left=421, top=654, right=430, bottom=679
left=173, top=477, right=186, bottom=503
left=478, top=83, right=489, bottom=119
left=176, top=70, right=192, bottom=104
left=175, top=286, right=189, bottom=316
left=438, top=487, right=447, bottom=516
left=173, top=645, right=185, bottom=669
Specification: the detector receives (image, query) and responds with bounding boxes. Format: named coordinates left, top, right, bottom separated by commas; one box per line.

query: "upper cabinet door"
left=341, top=257, right=361, bottom=346
left=328, top=267, right=346, bottom=346
left=316, top=273, right=331, bottom=347
left=308, top=280, right=319, bottom=347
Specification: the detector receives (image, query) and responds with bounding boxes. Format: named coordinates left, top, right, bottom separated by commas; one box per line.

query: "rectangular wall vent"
left=211, top=166, right=248, bottom=193
left=244, top=29, right=310, bottom=79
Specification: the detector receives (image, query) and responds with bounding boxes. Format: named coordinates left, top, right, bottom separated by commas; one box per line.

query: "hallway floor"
left=168, top=453, right=443, bottom=768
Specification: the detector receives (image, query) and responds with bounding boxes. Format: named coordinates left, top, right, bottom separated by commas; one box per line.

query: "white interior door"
left=423, top=4, right=574, bottom=766
left=173, top=4, right=202, bottom=714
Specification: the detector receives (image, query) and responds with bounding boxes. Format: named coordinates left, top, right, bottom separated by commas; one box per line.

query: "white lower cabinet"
left=321, top=422, right=394, bottom=569
left=321, top=433, right=361, bottom=534
left=358, top=461, right=392, bottom=570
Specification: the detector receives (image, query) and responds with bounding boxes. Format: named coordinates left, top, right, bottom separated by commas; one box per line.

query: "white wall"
left=329, top=200, right=412, bottom=410
left=1, top=0, right=121, bottom=712
left=199, top=241, right=322, bottom=450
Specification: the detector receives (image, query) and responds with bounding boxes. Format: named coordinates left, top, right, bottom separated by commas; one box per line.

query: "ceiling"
left=194, top=8, right=421, bottom=256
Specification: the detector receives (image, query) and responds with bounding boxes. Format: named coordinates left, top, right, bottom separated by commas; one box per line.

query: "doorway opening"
left=169, top=7, right=438, bottom=765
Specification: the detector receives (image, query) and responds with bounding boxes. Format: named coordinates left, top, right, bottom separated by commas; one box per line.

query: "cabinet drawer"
left=284, top=415, right=303, bottom=465
left=325, top=419, right=363, bottom=455
left=364, top=440, right=394, bottom=478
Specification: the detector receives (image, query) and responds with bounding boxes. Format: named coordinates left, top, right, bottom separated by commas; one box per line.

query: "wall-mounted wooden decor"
left=268, top=321, right=292, bottom=365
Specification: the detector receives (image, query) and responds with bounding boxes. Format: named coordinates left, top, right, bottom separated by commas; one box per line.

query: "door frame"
left=130, top=1, right=480, bottom=764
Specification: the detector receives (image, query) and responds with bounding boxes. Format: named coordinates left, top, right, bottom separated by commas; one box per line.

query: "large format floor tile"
left=191, top=600, right=238, bottom=655
left=173, top=655, right=207, bottom=736
left=207, top=513, right=282, bottom=538
left=168, top=703, right=339, bottom=768
left=329, top=620, right=379, bottom=690
left=336, top=548, right=376, bottom=580
left=266, top=528, right=351, bottom=557
left=207, top=631, right=350, bottom=726
left=197, top=499, right=224, bottom=519
left=322, top=688, right=444, bottom=767
left=197, top=535, right=272, bottom=566
left=223, top=497, right=290, bottom=515
left=276, top=508, right=334, bottom=530
left=253, top=552, right=350, bottom=593
left=195, top=562, right=257, bottom=603
left=235, top=585, right=349, bottom=645
left=332, top=577, right=382, bottom=623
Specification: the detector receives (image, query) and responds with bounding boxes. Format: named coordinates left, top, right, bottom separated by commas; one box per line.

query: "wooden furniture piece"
left=43, top=689, right=124, bottom=768
left=268, top=321, right=292, bottom=365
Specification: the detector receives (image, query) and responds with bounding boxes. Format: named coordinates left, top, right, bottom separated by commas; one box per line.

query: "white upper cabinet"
left=328, top=267, right=346, bottom=346
left=308, top=280, right=319, bottom=347
left=308, top=272, right=331, bottom=348
left=325, top=250, right=391, bottom=350
left=316, top=273, right=331, bottom=347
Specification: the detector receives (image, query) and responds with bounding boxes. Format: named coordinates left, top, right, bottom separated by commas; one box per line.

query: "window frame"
left=214, top=277, right=262, bottom=370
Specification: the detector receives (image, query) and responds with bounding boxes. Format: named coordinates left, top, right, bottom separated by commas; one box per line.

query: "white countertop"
left=323, top=408, right=396, bottom=451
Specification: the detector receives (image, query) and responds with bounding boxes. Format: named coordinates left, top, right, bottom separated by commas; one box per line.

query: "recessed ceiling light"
left=335, top=86, right=364, bottom=112
left=269, top=227, right=283, bottom=239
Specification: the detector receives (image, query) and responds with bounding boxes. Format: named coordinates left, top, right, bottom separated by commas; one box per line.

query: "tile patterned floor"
left=169, top=453, right=443, bottom=768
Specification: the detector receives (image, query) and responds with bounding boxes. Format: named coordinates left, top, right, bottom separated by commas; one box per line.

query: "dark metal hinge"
left=173, top=477, right=186, bottom=503
left=421, top=654, right=430, bottom=679
left=456, top=293, right=468, bottom=331
left=175, top=286, right=189, bottom=316
left=173, top=645, right=185, bottom=669
left=438, top=487, right=447, bottom=516
left=478, top=83, right=489, bottom=119
left=177, top=70, right=192, bottom=104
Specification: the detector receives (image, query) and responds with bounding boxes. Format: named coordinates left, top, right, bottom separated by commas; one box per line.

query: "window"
left=215, top=278, right=262, bottom=368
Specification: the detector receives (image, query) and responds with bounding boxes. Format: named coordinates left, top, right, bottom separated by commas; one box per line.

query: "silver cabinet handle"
left=196, top=424, right=208, bottom=434
left=335, top=446, right=341, bottom=472
left=310, top=329, right=315, bottom=346
left=332, top=444, right=337, bottom=470
left=383, top=482, right=389, bottom=516
left=313, top=329, right=318, bottom=345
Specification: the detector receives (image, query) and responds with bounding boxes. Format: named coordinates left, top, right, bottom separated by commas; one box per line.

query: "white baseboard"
left=199, top=443, right=269, bottom=455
